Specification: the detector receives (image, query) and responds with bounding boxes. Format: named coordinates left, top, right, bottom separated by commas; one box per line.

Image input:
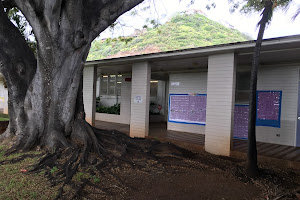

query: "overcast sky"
left=100, top=0, right=300, bottom=40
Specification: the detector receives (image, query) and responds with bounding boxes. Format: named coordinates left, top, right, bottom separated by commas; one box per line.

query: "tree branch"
left=84, top=0, right=144, bottom=43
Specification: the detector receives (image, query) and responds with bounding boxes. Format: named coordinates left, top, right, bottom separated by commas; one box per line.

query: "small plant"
left=74, top=172, right=92, bottom=182
left=96, top=103, right=120, bottom=115
left=92, top=176, right=100, bottom=183
left=50, top=166, right=58, bottom=174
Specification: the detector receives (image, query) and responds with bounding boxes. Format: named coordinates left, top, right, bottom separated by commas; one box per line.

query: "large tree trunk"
left=0, top=0, right=144, bottom=154
left=0, top=2, right=37, bottom=140
left=246, top=0, right=273, bottom=177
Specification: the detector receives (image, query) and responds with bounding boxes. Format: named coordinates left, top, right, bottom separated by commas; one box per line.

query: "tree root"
left=2, top=119, right=198, bottom=199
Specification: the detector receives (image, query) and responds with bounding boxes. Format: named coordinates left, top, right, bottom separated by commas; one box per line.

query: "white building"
left=0, top=74, right=8, bottom=114
left=83, top=35, right=300, bottom=157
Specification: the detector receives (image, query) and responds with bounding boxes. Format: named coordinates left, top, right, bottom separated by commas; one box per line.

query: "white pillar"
left=205, top=53, right=236, bottom=156
left=96, top=76, right=100, bottom=98
left=83, top=65, right=97, bottom=126
left=130, top=62, right=151, bottom=138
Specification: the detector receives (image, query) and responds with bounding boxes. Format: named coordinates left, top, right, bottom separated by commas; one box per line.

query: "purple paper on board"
left=233, top=105, right=249, bottom=139
left=257, top=92, right=281, bottom=121
left=169, top=94, right=207, bottom=124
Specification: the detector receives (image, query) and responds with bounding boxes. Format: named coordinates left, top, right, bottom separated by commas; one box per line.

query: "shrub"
left=96, top=104, right=120, bottom=115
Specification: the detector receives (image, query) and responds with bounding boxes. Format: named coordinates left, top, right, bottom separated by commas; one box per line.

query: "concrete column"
left=96, top=76, right=100, bottom=98
left=96, top=68, right=102, bottom=98
left=83, top=65, right=97, bottom=126
left=130, top=62, right=151, bottom=138
left=205, top=53, right=236, bottom=156
left=120, top=75, right=132, bottom=124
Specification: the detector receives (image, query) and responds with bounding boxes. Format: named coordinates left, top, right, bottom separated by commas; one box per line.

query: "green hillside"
left=87, top=13, right=251, bottom=61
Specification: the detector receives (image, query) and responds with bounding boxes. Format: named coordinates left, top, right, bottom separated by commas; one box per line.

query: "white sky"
left=100, top=0, right=300, bottom=40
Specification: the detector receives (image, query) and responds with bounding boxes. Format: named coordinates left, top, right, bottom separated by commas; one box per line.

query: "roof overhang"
left=85, top=35, right=300, bottom=75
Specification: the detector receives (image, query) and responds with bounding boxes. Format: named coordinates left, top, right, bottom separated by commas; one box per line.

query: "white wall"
left=167, top=72, right=207, bottom=134
left=83, top=66, right=97, bottom=126
left=256, top=65, right=299, bottom=146
left=96, top=75, right=131, bottom=124
left=0, top=80, right=8, bottom=114
left=99, top=96, right=121, bottom=107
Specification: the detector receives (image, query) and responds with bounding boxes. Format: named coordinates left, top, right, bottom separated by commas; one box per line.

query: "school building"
left=83, top=35, right=300, bottom=157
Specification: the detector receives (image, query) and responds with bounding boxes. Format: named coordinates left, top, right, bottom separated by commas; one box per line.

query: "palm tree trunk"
left=246, top=0, right=273, bottom=177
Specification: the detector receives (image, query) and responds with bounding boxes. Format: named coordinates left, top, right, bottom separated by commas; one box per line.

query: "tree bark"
left=0, top=2, right=37, bottom=140
left=246, top=0, right=273, bottom=177
left=0, top=0, right=144, bottom=153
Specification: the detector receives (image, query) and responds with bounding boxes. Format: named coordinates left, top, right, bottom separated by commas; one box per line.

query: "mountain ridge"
left=87, top=13, right=252, bottom=61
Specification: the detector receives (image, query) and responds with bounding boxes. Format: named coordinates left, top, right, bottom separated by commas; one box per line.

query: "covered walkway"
left=95, top=120, right=300, bottom=166
left=95, top=120, right=205, bottom=145
left=84, top=36, right=300, bottom=161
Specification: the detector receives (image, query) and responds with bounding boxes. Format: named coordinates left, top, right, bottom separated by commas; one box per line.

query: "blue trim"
left=233, top=137, right=248, bottom=140
left=169, top=93, right=207, bottom=96
left=256, top=91, right=282, bottom=128
left=168, top=93, right=207, bottom=126
left=168, top=120, right=206, bottom=126
left=235, top=104, right=249, bottom=107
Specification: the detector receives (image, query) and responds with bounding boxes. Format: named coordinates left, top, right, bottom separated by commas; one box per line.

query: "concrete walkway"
left=95, top=120, right=300, bottom=168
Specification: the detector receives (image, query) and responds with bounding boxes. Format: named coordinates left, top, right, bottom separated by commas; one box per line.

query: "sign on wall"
left=233, top=91, right=282, bottom=139
left=256, top=91, right=282, bottom=128
left=169, top=94, right=207, bottom=125
left=134, top=95, right=143, bottom=103
left=233, top=105, right=249, bottom=139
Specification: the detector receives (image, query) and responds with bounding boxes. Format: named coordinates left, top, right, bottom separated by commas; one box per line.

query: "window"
left=100, top=75, right=122, bottom=96
left=108, top=75, right=116, bottom=95
left=116, top=75, right=122, bottom=96
left=236, top=71, right=250, bottom=103
left=100, top=76, right=108, bottom=95
left=150, top=81, right=158, bottom=97
left=98, top=75, right=122, bottom=115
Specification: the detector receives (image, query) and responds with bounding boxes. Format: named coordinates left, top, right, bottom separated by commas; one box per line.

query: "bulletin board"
left=256, top=91, right=282, bottom=128
left=233, top=105, right=249, bottom=139
left=168, top=94, right=207, bottom=125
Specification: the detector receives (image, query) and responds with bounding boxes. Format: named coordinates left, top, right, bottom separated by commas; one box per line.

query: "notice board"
left=233, top=105, right=249, bottom=139
left=169, top=94, right=207, bottom=125
left=256, top=91, right=282, bottom=127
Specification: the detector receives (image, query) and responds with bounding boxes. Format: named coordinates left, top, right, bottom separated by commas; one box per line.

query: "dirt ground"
left=82, top=147, right=300, bottom=200
left=1, top=127, right=300, bottom=200
left=122, top=167, right=260, bottom=200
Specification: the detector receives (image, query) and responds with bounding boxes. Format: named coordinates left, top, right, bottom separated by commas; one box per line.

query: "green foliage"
left=7, top=8, right=37, bottom=53
left=0, top=113, right=9, bottom=122
left=73, top=172, right=90, bottom=182
left=240, top=0, right=292, bottom=13
left=8, top=8, right=27, bottom=39
left=92, top=175, right=100, bottom=183
left=0, top=117, right=9, bottom=121
left=96, top=104, right=120, bottom=115
left=87, top=13, right=251, bottom=61
left=50, top=166, right=58, bottom=174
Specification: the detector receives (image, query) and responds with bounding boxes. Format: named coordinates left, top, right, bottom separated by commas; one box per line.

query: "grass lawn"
left=0, top=145, right=58, bottom=200
left=0, top=114, right=9, bottom=121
